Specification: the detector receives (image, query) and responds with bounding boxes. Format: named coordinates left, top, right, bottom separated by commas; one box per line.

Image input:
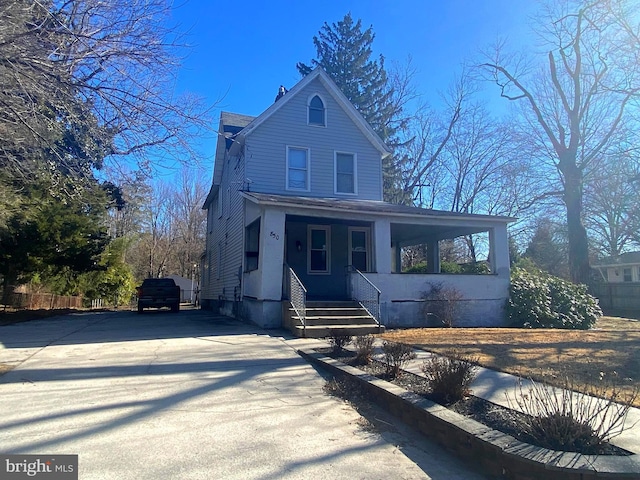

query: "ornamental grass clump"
left=421, top=350, right=478, bottom=405
left=509, top=373, right=638, bottom=454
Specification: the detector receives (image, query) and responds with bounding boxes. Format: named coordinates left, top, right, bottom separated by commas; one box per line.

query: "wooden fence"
left=590, top=283, right=640, bottom=318
left=2, top=292, right=84, bottom=311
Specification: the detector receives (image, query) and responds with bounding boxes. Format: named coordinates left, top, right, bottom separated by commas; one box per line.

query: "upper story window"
left=335, top=152, right=356, bottom=194
left=287, top=146, right=310, bottom=191
left=308, top=95, right=325, bottom=126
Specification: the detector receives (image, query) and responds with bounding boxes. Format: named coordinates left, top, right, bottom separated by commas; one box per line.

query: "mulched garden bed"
left=319, top=348, right=631, bottom=456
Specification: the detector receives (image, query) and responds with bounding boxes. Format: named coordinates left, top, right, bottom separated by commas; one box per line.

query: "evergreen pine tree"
left=297, top=13, right=408, bottom=203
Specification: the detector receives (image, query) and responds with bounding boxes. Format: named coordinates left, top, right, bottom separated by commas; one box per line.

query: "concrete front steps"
left=284, top=300, right=384, bottom=338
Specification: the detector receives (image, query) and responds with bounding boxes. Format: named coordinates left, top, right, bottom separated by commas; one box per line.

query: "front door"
left=349, top=227, right=371, bottom=272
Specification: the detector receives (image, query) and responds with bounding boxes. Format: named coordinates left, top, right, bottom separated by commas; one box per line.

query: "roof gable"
left=239, top=68, right=391, bottom=157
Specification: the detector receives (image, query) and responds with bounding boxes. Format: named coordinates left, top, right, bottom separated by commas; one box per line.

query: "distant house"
left=595, top=252, right=640, bottom=283
left=201, top=68, right=513, bottom=335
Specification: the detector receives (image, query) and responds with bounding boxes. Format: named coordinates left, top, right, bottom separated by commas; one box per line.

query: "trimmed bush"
left=381, top=341, right=416, bottom=379
left=507, top=267, right=601, bottom=329
left=353, top=335, right=375, bottom=365
left=421, top=350, right=478, bottom=405
left=327, top=329, right=352, bottom=354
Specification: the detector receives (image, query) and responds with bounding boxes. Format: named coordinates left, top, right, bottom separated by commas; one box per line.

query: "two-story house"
left=202, top=68, right=513, bottom=336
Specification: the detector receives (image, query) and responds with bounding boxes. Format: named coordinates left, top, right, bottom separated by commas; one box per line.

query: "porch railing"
left=347, top=266, right=381, bottom=327
left=286, top=265, right=307, bottom=335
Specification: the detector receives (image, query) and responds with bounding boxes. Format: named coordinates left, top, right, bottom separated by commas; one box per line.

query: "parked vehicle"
left=136, top=278, right=181, bottom=313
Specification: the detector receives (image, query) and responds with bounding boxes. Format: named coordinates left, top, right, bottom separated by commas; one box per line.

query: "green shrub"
left=404, top=262, right=429, bottom=273
left=507, top=267, right=602, bottom=329
left=421, top=350, right=478, bottom=405
left=404, top=261, right=489, bottom=274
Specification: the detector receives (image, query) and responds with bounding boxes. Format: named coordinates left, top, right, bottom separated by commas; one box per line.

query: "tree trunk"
left=561, top=160, right=591, bottom=285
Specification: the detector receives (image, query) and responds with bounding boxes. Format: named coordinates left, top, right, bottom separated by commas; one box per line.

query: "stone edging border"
left=298, top=348, right=640, bottom=480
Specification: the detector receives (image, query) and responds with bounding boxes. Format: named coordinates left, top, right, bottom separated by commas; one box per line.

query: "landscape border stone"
left=298, top=348, right=640, bottom=480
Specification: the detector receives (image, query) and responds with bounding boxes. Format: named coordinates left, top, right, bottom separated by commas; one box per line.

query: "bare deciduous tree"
left=0, top=0, right=212, bottom=182
left=584, top=152, right=640, bottom=257
left=482, top=0, right=640, bottom=284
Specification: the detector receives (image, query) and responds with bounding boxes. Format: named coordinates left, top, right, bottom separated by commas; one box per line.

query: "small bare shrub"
left=508, top=373, right=639, bottom=453
left=421, top=350, right=478, bottom=405
left=327, top=329, right=352, bottom=354
left=381, top=341, right=416, bottom=379
left=352, top=335, right=375, bottom=365
left=421, top=282, right=464, bottom=327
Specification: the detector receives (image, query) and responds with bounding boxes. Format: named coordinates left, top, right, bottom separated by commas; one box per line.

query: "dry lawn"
left=381, top=316, right=640, bottom=407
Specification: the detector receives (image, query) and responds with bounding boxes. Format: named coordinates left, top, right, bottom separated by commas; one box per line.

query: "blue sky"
left=167, top=0, right=539, bottom=173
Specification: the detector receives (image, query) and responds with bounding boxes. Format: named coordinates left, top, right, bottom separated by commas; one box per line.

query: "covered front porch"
left=240, top=192, right=513, bottom=331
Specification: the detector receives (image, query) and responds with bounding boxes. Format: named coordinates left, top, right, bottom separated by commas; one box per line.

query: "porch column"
left=373, top=219, right=392, bottom=274
left=391, top=242, right=402, bottom=273
left=260, top=209, right=286, bottom=299
left=489, top=224, right=510, bottom=278
left=427, top=241, right=440, bottom=273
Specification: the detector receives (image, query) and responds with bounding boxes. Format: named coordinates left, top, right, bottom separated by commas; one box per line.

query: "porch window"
left=623, top=268, right=632, bottom=282
left=308, top=95, right=325, bottom=126
left=308, top=226, right=330, bottom=274
left=335, top=152, right=356, bottom=194
left=287, top=146, right=310, bottom=191
left=245, top=220, right=260, bottom=272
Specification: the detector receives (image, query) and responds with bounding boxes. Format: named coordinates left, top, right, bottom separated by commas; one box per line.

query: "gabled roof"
left=238, top=67, right=392, bottom=158
left=212, top=112, right=255, bottom=185
left=205, top=68, right=392, bottom=209
left=596, top=251, right=640, bottom=267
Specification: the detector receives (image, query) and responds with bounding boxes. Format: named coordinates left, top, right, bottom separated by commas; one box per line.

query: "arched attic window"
left=308, top=95, right=325, bottom=126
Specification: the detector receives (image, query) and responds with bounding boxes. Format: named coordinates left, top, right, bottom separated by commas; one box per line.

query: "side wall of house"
left=245, top=77, right=383, bottom=201
left=201, top=149, right=246, bottom=313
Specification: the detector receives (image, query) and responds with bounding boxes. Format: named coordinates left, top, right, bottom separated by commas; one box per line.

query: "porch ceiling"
left=390, top=223, right=490, bottom=246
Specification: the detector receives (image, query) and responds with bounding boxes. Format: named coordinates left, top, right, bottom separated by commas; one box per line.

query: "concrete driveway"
left=0, top=309, right=485, bottom=479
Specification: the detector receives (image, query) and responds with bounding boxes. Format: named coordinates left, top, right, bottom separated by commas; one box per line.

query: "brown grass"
left=380, top=316, right=640, bottom=407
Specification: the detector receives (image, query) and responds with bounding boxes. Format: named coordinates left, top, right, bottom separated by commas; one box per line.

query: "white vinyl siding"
left=335, top=152, right=356, bottom=195
left=245, top=76, right=383, bottom=200
left=202, top=151, right=246, bottom=304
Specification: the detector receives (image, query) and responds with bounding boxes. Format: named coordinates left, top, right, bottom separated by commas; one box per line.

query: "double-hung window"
left=287, top=146, right=310, bottom=191
left=335, top=152, right=356, bottom=194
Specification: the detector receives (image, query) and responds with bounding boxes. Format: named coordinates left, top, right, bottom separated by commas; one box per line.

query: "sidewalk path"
left=0, top=309, right=486, bottom=480
left=369, top=341, right=640, bottom=455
